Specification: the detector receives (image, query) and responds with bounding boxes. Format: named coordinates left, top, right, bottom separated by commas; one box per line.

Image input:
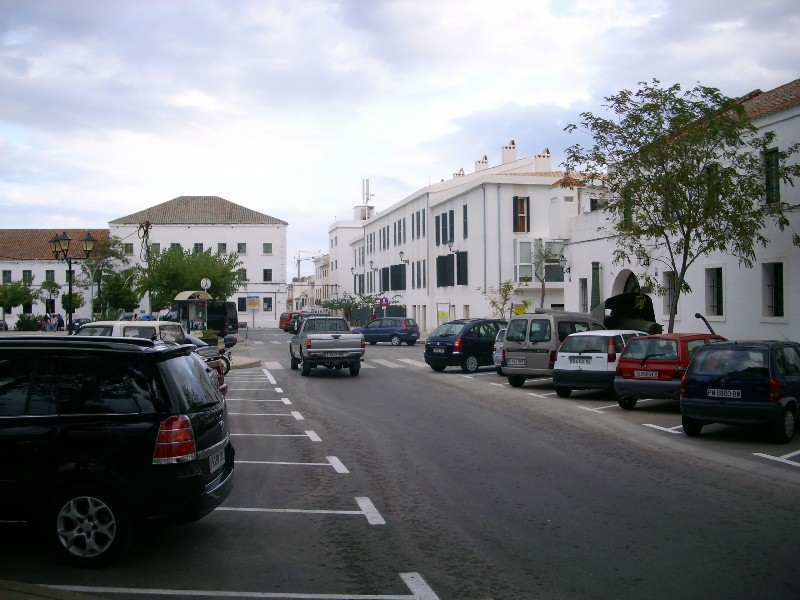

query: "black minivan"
left=680, top=340, right=800, bottom=443
left=0, top=336, right=235, bottom=566
left=424, top=318, right=507, bottom=373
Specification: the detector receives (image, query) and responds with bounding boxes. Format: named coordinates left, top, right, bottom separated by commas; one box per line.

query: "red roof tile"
left=0, top=229, right=110, bottom=261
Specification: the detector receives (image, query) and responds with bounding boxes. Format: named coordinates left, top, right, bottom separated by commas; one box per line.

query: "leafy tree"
left=40, top=280, right=62, bottom=311
left=478, top=280, right=531, bottom=319
left=60, top=291, right=86, bottom=315
left=564, top=79, right=800, bottom=332
left=317, top=292, right=385, bottom=322
left=79, top=236, right=129, bottom=315
left=532, top=239, right=561, bottom=309
left=101, top=268, right=144, bottom=314
left=0, top=280, right=40, bottom=327
left=138, top=247, right=244, bottom=312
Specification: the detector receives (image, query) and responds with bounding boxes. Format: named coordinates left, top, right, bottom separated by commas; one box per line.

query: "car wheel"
left=618, top=396, right=638, bottom=410
left=772, top=406, right=796, bottom=444
left=682, top=414, right=703, bottom=437
left=369, top=341, right=377, bottom=345
left=390, top=335, right=402, bottom=346
left=495, top=366, right=503, bottom=375
left=48, top=486, right=131, bottom=567
left=461, top=355, right=479, bottom=373
left=430, top=364, right=446, bottom=372
left=301, top=356, right=311, bottom=376
left=349, top=361, right=360, bottom=376
left=555, top=386, right=572, bottom=398
left=290, top=354, right=299, bottom=370
left=407, top=340, right=416, bottom=346
left=508, top=376, right=526, bottom=388
left=219, top=355, right=231, bottom=375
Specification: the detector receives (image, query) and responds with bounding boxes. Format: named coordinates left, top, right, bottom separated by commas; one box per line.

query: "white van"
left=74, top=320, right=187, bottom=343
left=502, top=309, right=605, bottom=388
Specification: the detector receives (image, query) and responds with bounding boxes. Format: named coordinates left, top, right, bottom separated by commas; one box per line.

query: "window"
left=263, top=297, right=273, bottom=312
left=22, top=270, right=32, bottom=284
left=456, top=251, right=468, bottom=285
left=513, top=196, right=530, bottom=233
left=515, top=241, right=534, bottom=283
left=463, top=205, right=468, bottom=239
left=765, top=147, right=780, bottom=204
left=2, top=270, right=10, bottom=284
left=218, top=243, right=227, bottom=254
left=123, top=243, right=134, bottom=255
left=763, top=262, right=784, bottom=317
left=705, top=267, right=723, bottom=316
left=263, top=269, right=273, bottom=282
left=663, top=271, right=677, bottom=315
left=150, top=243, right=160, bottom=255
left=193, top=243, right=203, bottom=253
left=436, top=254, right=455, bottom=287
left=390, top=264, right=406, bottom=290
left=263, top=242, right=273, bottom=254
left=237, top=269, right=247, bottom=282
left=45, top=270, right=55, bottom=283
left=57, top=357, right=141, bottom=415
left=237, top=297, right=247, bottom=312
left=435, top=215, right=441, bottom=246
left=237, top=243, right=247, bottom=254
left=170, top=243, right=181, bottom=251
left=579, top=278, right=588, bottom=313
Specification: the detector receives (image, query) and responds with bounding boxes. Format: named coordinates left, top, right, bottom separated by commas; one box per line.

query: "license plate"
left=634, top=370, right=658, bottom=379
left=507, top=358, right=525, bottom=366
left=209, top=449, right=225, bottom=474
left=433, top=348, right=445, bottom=354
left=326, top=352, right=344, bottom=357
left=569, top=356, right=591, bottom=364
left=708, top=389, right=741, bottom=398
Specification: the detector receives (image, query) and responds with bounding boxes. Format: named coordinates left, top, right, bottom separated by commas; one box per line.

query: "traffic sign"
left=380, top=296, right=389, bottom=307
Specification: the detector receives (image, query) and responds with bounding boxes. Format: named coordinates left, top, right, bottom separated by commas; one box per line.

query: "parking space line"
left=262, top=368, right=277, bottom=384
left=227, top=412, right=304, bottom=420
left=47, top=571, right=439, bottom=599
left=231, top=430, right=321, bottom=442
left=236, top=455, right=349, bottom=473
left=397, top=358, right=428, bottom=368
left=644, top=424, right=683, bottom=434
left=753, top=449, right=800, bottom=467
left=360, top=362, right=377, bottom=368
left=576, top=405, right=607, bottom=414
left=226, top=398, right=292, bottom=404
left=218, top=496, right=386, bottom=525
left=262, top=362, right=285, bottom=370
left=526, top=392, right=554, bottom=399
left=371, top=359, right=405, bottom=368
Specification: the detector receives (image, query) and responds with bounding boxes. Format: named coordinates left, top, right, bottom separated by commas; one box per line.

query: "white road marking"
left=235, top=456, right=348, bottom=473
left=47, top=571, right=439, bottom=599
left=397, top=358, right=428, bottom=368
left=275, top=387, right=283, bottom=393
left=643, top=424, right=683, bottom=434
left=226, top=398, right=292, bottom=404
left=355, top=497, right=386, bottom=525
left=262, top=368, right=277, bottom=384
left=218, top=496, right=385, bottom=525
left=227, top=412, right=303, bottom=420
left=370, top=359, right=404, bottom=368
left=291, top=411, right=304, bottom=420
left=263, top=361, right=285, bottom=370
left=230, top=431, right=320, bottom=442
left=753, top=449, right=800, bottom=467
left=306, top=430, right=322, bottom=442
left=360, top=362, right=377, bottom=368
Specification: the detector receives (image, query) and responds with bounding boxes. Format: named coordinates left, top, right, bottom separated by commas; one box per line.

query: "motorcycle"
left=218, top=334, right=238, bottom=375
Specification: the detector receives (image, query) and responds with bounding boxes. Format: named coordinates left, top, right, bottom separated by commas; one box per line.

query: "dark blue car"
left=680, top=340, right=800, bottom=443
left=352, top=317, right=420, bottom=346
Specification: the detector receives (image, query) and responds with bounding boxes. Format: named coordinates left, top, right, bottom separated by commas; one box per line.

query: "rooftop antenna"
left=362, top=179, right=375, bottom=205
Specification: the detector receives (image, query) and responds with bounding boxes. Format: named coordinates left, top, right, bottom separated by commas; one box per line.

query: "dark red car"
left=613, top=332, right=726, bottom=409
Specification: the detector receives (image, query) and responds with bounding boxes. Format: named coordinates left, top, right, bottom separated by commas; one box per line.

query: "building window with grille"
left=237, top=269, right=247, bottom=282
left=705, top=267, right=723, bottom=316
left=123, top=243, right=134, bottom=255
left=193, top=243, right=203, bottom=253
left=463, top=205, right=468, bottom=239
left=662, top=271, right=677, bottom=315
left=263, top=269, right=273, bottom=282
left=45, top=270, right=55, bottom=283
left=22, top=270, right=32, bottom=284
left=237, top=243, right=247, bottom=254
left=514, top=241, right=534, bottom=283
left=218, top=243, right=227, bottom=254
left=263, top=297, right=273, bottom=312
left=2, top=270, right=11, bottom=284
left=263, top=242, right=273, bottom=254
left=170, top=243, right=181, bottom=251
left=237, top=297, right=247, bottom=312
left=513, top=196, right=530, bottom=233
left=150, top=243, right=160, bottom=255
left=765, top=147, right=780, bottom=204
left=764, top=262, right=784, bottom=317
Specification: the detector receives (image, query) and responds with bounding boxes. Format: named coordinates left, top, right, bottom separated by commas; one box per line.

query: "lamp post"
left=49, top=232, right=96, bottom=334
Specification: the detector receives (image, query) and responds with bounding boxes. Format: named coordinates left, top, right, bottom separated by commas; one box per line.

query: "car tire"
left=349, top=361, right=360, bottom=376
left=290, top=354, right=299, bottom=370
left=461, top=355, right=479, bottom=374
left=407, top=340, right=416, bottom=346
left=369, top=341, right=377, bottom=345
left=48, top=486, right=131, bottom=568
left=508, top=376, right=525, bottom=388
left=390, top=335, right=402, bottom=346
left=301, top=356, right=311, bottom=376
left=430, top=364, right=446, bottom=372
left=682, top=414, right=703, bottom=437
left=618, top=396, right=638, bottom=410
left=219, top=355, right=231, bottom=375
left=495, top=366, right=503, bottom=375
left=555, top=386, right=571, bottom=398
left=772, top=406, right=796, bottom=444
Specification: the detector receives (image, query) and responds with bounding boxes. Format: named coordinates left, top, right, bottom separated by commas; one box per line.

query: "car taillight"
left=768, top=379, right=781, bottom=402
left=306, top=339, right=312, bottom=350
left=403, top=320, right=408, bottom=330
left=680, top=374, right=687, bottom=397
left=153, top=415, right=197, bottom=463
left=454, top=338, right=462, bottom=351
left=549, top=350, right=557, bottom=364
left=361, top=338, right=366, bottom=350
left=673, top=365, right=686, bottom=379
left=607, top=338, right=616, bottom=363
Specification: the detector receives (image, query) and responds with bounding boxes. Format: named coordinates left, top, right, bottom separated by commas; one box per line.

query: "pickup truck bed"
left=289, top=316, right=365, bottom=376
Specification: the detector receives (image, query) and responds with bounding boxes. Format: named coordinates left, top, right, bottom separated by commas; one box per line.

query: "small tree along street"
left=478, top=280, right=531, bottom=319
left=138, top=247, right=243, bottom=311
left=564, top=79, right=800, bottom=332
left=0, top=280, right=40, bottom=328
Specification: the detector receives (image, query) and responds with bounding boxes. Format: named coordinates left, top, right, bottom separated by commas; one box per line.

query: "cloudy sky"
left=2, top=0, right=799, bottom=279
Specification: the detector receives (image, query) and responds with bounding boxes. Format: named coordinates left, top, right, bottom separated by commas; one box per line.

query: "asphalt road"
left=2, top=328, right=799, bottom=599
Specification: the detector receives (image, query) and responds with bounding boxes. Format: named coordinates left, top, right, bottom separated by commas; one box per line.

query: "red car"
left=613, top=332, right=726, bottom=409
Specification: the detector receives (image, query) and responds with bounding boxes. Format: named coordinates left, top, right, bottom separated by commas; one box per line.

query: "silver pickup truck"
left=289, top=316, right=365, bottom=376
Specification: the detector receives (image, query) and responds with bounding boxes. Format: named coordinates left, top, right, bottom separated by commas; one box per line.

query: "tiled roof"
left=740, top=77, right=800, bottom=119
left=0, top=229, right=110, bottom=261
left=109, top=196, right=288, bottom=226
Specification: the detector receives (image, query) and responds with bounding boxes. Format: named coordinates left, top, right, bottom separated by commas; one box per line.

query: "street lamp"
left=49, top=232, right=96, bottom=334
left=558, top=254, right=570, bottom=274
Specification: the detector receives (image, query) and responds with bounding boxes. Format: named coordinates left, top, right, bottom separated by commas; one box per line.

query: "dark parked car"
left=613, top=332, right=726, bottom=409
left=0, top=335, right=235, bottom=566
left=680, top=340, right=800, bottom=443
left=424, top=318, right=507, bottom=373
left=352, top=317, right=420, bottom=346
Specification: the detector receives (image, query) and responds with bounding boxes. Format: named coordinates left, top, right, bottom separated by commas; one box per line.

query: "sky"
left=2, top=0, right=799, bottom=280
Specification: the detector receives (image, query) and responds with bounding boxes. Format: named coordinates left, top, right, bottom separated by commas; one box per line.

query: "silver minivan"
left=503, top=309, right=605, bottom=387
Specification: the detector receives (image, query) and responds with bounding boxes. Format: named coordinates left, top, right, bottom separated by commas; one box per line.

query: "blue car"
left=352, top=317, right=420, bottom=346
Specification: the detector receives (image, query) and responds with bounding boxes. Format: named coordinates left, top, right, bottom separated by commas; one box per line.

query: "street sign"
left=200, top=278, right=211, bottom=290
left=380, top=296, right=389, bottom=307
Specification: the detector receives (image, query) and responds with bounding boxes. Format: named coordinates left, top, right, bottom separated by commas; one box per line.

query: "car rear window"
left=431, top=322, right=465, bottom=337
left=561, top=335, right=607, bottom=353
left=691, top=349, right=769, bottom=376
left=75, top=325, right=113, bottom=336
left=622, top=338, right=678, bottom=360
left=557, top=321, right=594, bottom=342
left=158, top=353, right=223, bottom=410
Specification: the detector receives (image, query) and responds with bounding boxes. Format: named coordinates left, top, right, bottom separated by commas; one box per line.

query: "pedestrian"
left=56, top=314, right=64, bottom=331
left=43, top=313, right=51, bottom=332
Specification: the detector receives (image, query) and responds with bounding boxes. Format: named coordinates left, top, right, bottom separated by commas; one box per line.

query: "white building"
left=326, top=78, right=800, bottom=338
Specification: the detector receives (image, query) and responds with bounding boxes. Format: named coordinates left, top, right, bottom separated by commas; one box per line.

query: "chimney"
left=453, top=167, right=465, bottom=178
left=501, top=139, right=517, bottom=164
left=474, top=155, right=489, bottom=172
left=533, top=148, right=552, bottom=172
